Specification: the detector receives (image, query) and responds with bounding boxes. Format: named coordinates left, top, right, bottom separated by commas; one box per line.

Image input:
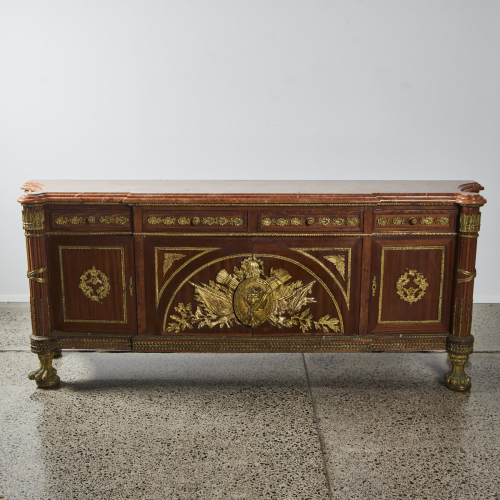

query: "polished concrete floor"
left=0, top=303, right=499, bottom=499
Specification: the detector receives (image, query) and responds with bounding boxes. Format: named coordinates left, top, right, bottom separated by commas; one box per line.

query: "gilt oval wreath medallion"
left=396, top=268, right=428, bottom=305
left=78, top=266, right=111, bottom=303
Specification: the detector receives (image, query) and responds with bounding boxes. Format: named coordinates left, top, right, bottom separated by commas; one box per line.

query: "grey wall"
left=1, top=1, right=499, bottom=301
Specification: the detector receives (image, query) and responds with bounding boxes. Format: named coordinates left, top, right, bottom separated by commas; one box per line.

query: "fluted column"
left=23, top=204, right=59, bottom=387
left=445, top=206, right=481, bottom=391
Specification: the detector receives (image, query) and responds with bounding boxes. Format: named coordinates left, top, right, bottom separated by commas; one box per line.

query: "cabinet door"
left=48, top=236, right=137, bottom=333
left=251, top=237, right=362, bottom=336
left=144, top=236, right=361, bottom=336
left=144, top=236, right=253, bottom=335
left=368, top=236, right=455, bottom=334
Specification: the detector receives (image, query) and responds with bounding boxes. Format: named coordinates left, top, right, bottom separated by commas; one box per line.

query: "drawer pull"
left=306, top=217, right=315, bottom=225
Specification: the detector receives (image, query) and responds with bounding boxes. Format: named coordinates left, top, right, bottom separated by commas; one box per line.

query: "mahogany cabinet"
left=19, top=180, right=485, bottom=391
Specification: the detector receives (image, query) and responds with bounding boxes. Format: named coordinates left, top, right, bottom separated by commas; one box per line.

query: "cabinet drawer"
left=143, top=210, right=248, bottom=233
left=373, top=208, right=457, bottom=232
left=257, top=210, right=363, bottom=232
left=49, top=208, right=132, bottom=232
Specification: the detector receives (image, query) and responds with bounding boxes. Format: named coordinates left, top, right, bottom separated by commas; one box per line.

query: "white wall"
left=1, top=0, right=499, bottom=302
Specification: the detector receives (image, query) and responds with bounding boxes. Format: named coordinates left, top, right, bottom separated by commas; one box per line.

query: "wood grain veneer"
left=20, top=180, right=486, bottom=391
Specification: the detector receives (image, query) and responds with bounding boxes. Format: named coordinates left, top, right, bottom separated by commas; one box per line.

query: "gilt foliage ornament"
left=78, top=266, right=111, bottom=303
left=396, top=268, right=428, bottom=305
left=163, top=253, right=186, bottom=275
left=323, top=255, right=346, bottom=280
left=166, top=256, right=340, bottom=333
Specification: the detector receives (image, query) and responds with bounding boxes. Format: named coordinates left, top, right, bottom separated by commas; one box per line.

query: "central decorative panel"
left=145, top=236, right=363, bottom=337
left=165, top=256, right=340, bottom=333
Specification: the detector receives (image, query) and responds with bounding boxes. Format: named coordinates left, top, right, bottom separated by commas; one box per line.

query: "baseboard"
left=473, top=296, right=500, bottom=304
left=0, top=295, right=30, bottom=303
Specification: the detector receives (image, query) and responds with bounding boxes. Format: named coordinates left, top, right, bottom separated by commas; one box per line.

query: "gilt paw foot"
left=444, top=354, right=471, bottom=392
left=28, top=353, right=60, bottom=388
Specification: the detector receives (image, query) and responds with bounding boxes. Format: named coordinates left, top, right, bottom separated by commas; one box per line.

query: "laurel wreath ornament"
left=396, top=268, right=428, bottom=305
left=78, top=266, right=110, bottom=303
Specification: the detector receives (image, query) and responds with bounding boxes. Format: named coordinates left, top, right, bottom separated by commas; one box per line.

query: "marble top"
left=21, top=179, right=476, bottom=194
left=19, top=180, right=486, bottom=205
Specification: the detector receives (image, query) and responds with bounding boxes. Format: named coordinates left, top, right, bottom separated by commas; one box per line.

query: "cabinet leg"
left=445, top=334, right=473, bottom=392
left=28, top=353, right=60, bottom=388
left=444, top=353, right=471, bottom=392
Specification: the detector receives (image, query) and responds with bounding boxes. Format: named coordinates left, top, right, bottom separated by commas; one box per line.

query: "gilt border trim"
left=378, top=246, right=446, bottom=324
left=58, top=246, right=128, bottom=324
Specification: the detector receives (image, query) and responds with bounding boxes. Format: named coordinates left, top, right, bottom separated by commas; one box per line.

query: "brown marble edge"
left=18, top=181, right=487, bottom=206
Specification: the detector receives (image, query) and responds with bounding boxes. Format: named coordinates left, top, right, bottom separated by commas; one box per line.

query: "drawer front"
left=373, top=208, right=457, bottom=232
left=143, top=210, right=248, bottom=233
left=257, top=210, right=363, bottom=232
left=49, top=208, right=132, bottom=232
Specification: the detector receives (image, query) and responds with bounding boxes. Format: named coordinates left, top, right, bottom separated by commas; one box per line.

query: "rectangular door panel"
left=48, top=235, right=136, bottom=333
left=369, top=236, right=455, bottom=334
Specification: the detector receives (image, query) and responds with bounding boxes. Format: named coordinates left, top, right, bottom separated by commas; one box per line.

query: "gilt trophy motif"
left=166, top=256, right=340, bottom=333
